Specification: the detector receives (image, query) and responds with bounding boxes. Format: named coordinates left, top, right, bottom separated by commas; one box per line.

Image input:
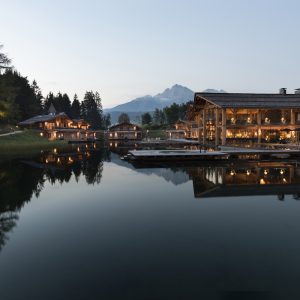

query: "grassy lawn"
left=144, top=130, right=167, bottom=139
left=0, top=130, right=67, bottom=159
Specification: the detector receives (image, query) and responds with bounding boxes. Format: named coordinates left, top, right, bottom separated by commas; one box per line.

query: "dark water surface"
left=1, top=145, right=300, bottom=299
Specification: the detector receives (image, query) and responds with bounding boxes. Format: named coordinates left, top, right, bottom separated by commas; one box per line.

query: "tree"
left=118, top=113, right=130, bottom=124
left=142, top=112, right=152, bottom=125
left=71, top=94, right=81, bottom=119
left=31, top=80, right=43, bottom=113
left=164, top=103, right=180, bottom=124
left=61, top=93, right=71, bottom=116
left=43, top=92, right=55, bottom=113
left=153, top=108, right=166, bottom=125
left=0, top=69, right=42, bottom=121
left=0, top=45, right=11, bottom=74
left=81, top=91, right=103, bottom=129
left=103, top=113, right=111, bottom=129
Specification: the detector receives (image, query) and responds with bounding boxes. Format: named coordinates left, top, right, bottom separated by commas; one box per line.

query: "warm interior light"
left=264, top=169, right=268, bottom=175
left=246, top=170, right=251, bottom=176
left=260, top=178, right=266, bottom=185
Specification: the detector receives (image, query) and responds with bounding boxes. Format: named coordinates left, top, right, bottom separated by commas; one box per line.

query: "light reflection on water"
left=1, top=145, right=300, bottom=298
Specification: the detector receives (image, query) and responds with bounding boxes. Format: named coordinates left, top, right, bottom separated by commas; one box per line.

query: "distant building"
left=107, top=122, right=142, bottom=140
left=18, top=111, right=96, bottom=141
left=166, top=120, right=198, bottom=139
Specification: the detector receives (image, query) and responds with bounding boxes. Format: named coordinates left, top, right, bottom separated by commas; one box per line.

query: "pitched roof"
left=18, top=112, right=69, bottom=125
left=194, top=93, right=300, bottom=109
left=109, top=122, right=141, bottom=131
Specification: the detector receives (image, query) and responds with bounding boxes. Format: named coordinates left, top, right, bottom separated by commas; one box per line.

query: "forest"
left=0, top=45, right=109, bottom=129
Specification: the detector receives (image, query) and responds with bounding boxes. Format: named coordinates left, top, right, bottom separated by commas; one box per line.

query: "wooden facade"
left=18, top=113, right=96, bottom=141
left=107, top=122, right=142, bottom=140
left=167, top=120, right=199, bottom=139
left=189, top=91, right=300, bottom=145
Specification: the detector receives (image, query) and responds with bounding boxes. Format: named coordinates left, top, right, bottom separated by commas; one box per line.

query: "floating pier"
left=126, top=148, right=300, bottom=162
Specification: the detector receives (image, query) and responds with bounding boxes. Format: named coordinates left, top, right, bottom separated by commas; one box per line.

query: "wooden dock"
left=126, top=148, right=300, bottom=162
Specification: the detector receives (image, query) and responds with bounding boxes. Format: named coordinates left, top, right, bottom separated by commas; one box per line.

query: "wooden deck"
left=126, top=148, right=300, bottom=162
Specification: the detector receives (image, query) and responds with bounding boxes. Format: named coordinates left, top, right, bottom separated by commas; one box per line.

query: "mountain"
left=106, top=84, right=194, bottom=114
left=104, top=84, right=225, bottom=123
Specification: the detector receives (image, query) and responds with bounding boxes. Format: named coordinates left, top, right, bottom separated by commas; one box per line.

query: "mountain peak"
left=104, top=85, right=225, bottom=123
left=155, top=84, right=194, bottom=102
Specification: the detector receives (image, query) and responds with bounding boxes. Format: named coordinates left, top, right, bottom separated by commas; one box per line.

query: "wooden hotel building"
left=193, top=89, right=300, bottom=145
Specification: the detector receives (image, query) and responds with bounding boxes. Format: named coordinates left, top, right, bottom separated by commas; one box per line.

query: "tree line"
left=118, top=102, right=194, bottom=128
left=0, top=45, right=110, bottom=129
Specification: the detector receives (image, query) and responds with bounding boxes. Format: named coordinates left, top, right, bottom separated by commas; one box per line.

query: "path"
left=0, top=130, right=22, bottom=137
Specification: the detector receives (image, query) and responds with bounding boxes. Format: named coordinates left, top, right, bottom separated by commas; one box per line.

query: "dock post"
left=198, top=110, right=201, bottom=145
left=215, top=109, right=219, bottom=146
left=257, top=110, right=261, bottom=144
left=291, top=109, right=296, bottom=142
left=203, top=109, right=207, bottom=145
left=221, top=108, right=226, bottom=145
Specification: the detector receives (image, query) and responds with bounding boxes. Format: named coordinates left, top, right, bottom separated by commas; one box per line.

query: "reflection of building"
left=188, top=162, right=300, bottom=198
left=18, top=106, right=96, bottom=141
left=107, top=122, right=142, bottom=140
left=179, top=89, right=300, bottom=145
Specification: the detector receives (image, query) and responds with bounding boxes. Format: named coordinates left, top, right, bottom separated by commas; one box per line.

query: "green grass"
left=145, top=130, right=167, bottom=139
left=0, top=130, right=67, bottom=159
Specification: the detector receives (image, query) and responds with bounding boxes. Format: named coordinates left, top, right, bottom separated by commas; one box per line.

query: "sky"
left=1, top=0, right=300, bottom=108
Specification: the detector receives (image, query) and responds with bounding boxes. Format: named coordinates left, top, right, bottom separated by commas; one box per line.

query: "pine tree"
left=103, top=113, right=111, bottom=129
left=31, top=80, right=43, bottom=113
left=61, top=93, right=71, bottom=116
left=81, top=91, right=103, bottom=129
left=142, top=112, right=152, bottom=125
left=118, top=113, right=130, bottom=124
left=71, top=94, right=81, bottom=119
left=43, top=92, right=55, bottom=113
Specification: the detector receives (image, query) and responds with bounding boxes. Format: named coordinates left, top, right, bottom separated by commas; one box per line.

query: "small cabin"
left=107, top=122, right=142, bottom=140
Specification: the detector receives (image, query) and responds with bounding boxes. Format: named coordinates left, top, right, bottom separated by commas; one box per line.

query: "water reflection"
left=186, top=162, right=300, bottom=199
left=1, top=145, right=300, bottom=253
left=0, top=144, right=109, bottom=250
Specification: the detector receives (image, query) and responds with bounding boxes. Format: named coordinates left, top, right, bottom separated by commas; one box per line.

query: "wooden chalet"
left=107, top=122, right=142, bottom=140
left=166, top=120, right=199, bottom=139
left=187, top=89, right=300, bottom=145
left=18, top=110, right=96, bottom=141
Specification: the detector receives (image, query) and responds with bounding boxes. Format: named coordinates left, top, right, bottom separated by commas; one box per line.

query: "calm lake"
left=1, top=144, right=300, bottom=299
